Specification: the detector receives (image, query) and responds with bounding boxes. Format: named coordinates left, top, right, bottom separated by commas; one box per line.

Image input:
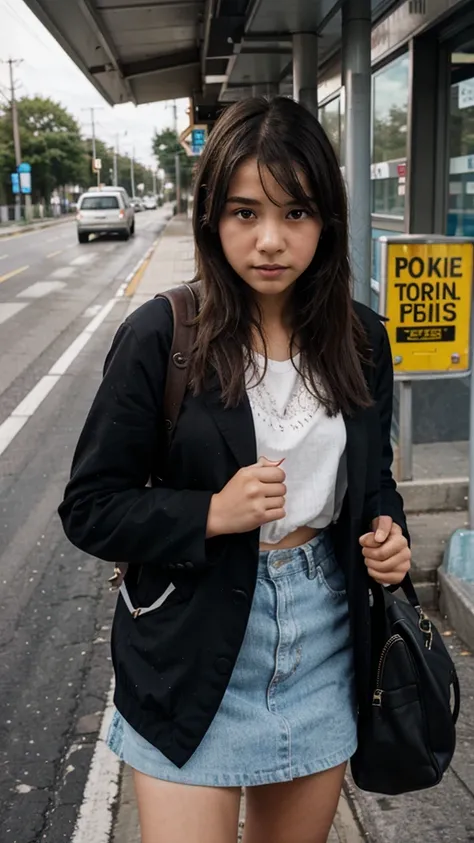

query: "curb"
left=114, top=216, right=174, bottom=302
left=0, top=215, right=73, bottom=239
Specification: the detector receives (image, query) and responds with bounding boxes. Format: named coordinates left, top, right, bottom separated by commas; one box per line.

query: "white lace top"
left=246, top=353, right=347, bottom=544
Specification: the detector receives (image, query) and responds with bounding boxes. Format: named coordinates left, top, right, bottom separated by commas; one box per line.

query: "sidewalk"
left=112, top=215, right=474, bottom=842
left=0, top=213, right=73, bottom=238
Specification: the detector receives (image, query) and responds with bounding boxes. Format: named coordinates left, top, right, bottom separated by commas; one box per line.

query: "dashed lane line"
left=47, top=249, right=63, bottom=258
left=0, top=237, right=157, bottom=458
left=0, top=302, right=28, bottom=324
left=0, top=265, right=29, bottom=284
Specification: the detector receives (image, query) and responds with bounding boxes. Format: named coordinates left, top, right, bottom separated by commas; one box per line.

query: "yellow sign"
left=383, top=240, right=474, bottom=376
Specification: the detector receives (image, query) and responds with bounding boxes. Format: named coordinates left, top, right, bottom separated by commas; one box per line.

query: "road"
left=0, top=209, right=171, bottom=843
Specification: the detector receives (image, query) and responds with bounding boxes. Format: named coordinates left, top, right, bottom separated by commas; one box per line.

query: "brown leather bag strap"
left=155, top=281, right=200, bottom=444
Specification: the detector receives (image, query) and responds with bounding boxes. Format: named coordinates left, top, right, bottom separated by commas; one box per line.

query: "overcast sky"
left=0, top=0, right=189, bottom=169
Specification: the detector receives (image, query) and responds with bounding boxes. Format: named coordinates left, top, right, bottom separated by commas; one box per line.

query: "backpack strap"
left=155, top=281, right=200, bottom=444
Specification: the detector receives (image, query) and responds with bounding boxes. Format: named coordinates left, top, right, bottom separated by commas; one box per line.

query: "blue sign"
left=191, top=128, right=206, bottom=156
left=11, top=173, right=20, bottom=194
left=18, top=162, right=32, bottom=194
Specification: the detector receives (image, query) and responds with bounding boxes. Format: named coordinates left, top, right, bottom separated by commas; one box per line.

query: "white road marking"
left=47, top=236, right=60, bottom=243
left=17, top=281, right=66, bottom=299
left=83, top=305, right=102, bottom=318
left=51, top=266, right=75, bottom=279
left=13, top=374, right=60, bottom=417
left=70, top=680, right=119, bottom=843
left=0, top=302, right=28, bottom=324
left=0, top=254, right=8, bottom=260
left=70, top=253, right=97, bottom=266
left=0, top=295, right=117, bottom=458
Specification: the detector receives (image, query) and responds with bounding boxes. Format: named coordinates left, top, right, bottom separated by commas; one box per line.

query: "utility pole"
left=152, top=170, right=157, bottom=197
left=82, top=107, right=103, bottom=186
left=173, top=99, right=181, bottom=213
left=7, top=58, right=24, bottom=221
left=113, top=133, right=118, bottom=186
left=130, top=146, right=136, bottom=197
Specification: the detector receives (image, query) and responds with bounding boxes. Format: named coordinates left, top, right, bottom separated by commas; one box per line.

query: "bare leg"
left=133, top=769, right=241, bottom=843
left=243, top=762, right=346, bottom=843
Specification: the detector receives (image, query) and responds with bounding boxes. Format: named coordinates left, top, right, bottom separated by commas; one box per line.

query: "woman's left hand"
left=359, top=515, right=411, bottom=585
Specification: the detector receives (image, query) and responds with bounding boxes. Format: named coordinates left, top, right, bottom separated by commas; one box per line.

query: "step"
left=409, top=510, right=468, bottom=585
left=398, top=477, right=468, bottom=513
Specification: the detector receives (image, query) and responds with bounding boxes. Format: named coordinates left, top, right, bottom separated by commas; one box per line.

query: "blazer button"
left=175, top=562, right=186, bottom=570
left=215, top=657, right=232, bottom=675
left=232, top=588, right=249, bottom=606
left=184, top=560, right=195, bottom=570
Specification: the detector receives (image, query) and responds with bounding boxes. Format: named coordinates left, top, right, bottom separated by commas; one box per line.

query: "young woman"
left=59, top=96, right=411, bottom=843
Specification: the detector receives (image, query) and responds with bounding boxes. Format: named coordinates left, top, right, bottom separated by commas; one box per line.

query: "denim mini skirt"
left=106, top=531, right=357, bottom=787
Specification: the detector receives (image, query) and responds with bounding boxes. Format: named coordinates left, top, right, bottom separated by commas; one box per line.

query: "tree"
left=373, top=105, right=407, bottom=163
left=0, top=96, right=87, bottom=202
left=152, top=127, right=195, bottom=194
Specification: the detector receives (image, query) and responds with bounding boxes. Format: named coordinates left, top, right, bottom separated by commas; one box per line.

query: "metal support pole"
left=292, top=33, right=318, bottom=117
left=399, top=381, right=413, bottom=482
left=469, top=304, right=474, bottom=530
left=342, top=0, right=372, bottom=306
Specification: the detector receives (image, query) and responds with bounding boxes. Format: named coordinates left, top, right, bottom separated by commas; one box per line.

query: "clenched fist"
left=206, top=457, right=286, bottom=538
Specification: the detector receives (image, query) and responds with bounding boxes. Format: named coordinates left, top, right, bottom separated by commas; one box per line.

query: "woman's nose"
left=256, top=222, right=285, bottom=254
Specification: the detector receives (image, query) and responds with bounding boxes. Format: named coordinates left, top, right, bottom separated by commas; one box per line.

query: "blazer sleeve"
left=371, top=321, right=410, bottom=543
left=58, top=300, right=213, bottom=568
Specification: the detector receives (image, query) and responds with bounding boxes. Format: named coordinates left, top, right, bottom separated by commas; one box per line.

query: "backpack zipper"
left=373, top=634, right=403, bottom=706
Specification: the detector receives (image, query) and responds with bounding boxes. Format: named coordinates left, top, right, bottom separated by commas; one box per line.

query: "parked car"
left=143, top=195, right=157, bottom=210
left=131, top=197, right=145, bottom=212
left=76, top=190, right=135, bottom=243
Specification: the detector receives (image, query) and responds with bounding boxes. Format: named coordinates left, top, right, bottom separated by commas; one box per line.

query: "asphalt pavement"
left=0, top=208, right=171, bottom=843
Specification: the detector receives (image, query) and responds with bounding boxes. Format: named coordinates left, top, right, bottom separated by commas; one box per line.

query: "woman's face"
left=218, top=158, right=323, bottom=300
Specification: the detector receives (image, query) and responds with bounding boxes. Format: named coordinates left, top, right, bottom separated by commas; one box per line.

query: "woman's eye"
left=235, top=209, right=255, bottom=220
left=287, top=209, right=309, bottom=220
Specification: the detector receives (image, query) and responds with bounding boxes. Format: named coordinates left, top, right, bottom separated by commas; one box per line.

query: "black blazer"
left=58, top=296, right=408, bottom=768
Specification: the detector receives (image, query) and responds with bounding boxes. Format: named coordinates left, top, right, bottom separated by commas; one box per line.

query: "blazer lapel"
left=201, top=378, right=257, bottom=469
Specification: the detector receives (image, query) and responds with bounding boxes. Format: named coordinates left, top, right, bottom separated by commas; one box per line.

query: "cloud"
left=0, top=0, right=189, bottom=168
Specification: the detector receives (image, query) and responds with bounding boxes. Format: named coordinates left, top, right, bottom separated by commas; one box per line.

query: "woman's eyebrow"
left=225, top=196, right=316, bottom=206
left=225, top=196, right=261, bottom=205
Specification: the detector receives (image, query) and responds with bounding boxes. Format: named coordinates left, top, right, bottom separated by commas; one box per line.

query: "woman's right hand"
left=206, top=457, right=286, bottom=537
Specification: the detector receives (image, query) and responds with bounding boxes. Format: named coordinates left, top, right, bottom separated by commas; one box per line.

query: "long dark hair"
left=190, top=96, right=371, bottom=415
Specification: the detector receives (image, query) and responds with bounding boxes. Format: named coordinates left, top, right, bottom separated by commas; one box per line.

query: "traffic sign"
left=93, top=158, right=102, bottom=172
left=379, top=237, right=474, bottom=378
left=18, top=162, right=32, bottom=195
left=179, top=124, right=208, bottom=157
left=11, top=172, right=20, bottom=194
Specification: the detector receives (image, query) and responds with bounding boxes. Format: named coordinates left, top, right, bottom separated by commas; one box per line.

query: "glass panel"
left=447, top=40, right=474, bottom=236
left=319, top=97, right=342, bottom=162
left=371, top=53, right=409, bottom=217
left=80, top=195, right=119, bottom=210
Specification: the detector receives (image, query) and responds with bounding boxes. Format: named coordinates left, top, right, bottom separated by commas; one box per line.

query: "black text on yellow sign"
left=385, top=242, right=473, bottom=375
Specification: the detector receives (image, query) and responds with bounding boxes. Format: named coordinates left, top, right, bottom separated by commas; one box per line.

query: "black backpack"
left=351, top=575, right=460, bottom=794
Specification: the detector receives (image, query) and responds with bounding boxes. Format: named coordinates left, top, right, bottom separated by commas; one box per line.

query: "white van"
left=76, top=190, right=135, bottom=243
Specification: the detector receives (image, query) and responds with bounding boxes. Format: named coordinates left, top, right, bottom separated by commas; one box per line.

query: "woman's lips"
left=253, top=265, right=288, bottom=279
